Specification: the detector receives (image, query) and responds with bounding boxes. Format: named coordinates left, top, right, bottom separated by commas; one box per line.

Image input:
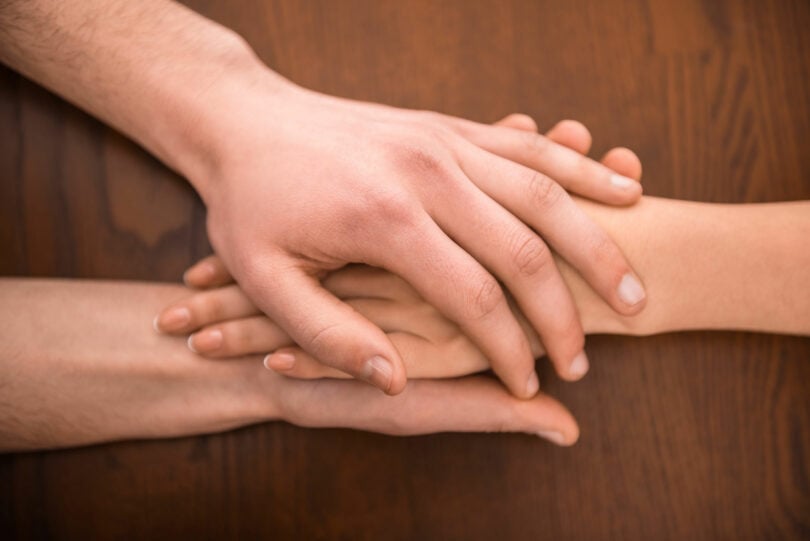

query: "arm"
left=158, top=195, right=810, bottom=380
left=570, top=196, right=810, bottom=336
left=0, top=279, right=579, bottom=451
left=0, top=0, right=648, bottom=397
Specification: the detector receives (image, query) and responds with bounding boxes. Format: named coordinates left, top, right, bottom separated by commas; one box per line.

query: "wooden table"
left=1, top=1, right=808, bottom=539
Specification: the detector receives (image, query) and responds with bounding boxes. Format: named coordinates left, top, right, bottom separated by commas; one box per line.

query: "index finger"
left=445, top=117, right=642, bottom=205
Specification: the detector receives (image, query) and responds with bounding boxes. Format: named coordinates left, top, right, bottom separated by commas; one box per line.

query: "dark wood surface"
left=2, top=0, right=809, bottom=539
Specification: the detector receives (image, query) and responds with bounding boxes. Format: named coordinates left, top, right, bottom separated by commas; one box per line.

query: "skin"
left=160, top=195, right=810, bottom=379
left=2, top=181, right=806, bottom=452
left=0, top=0, right=649, bottom=399
left=0, top=279, right=579, bottom=451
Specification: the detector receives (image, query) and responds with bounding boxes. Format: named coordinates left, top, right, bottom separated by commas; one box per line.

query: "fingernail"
left=156, top=307, right=190, bottom=332
left=184, top=262, right=214, bottom=285
left=526, top=371, right=540, bottom=397
left=569, top=351, right=589, bottom=379
left=363, top=355, right=393, bottom=392
left=610, top=173, right=636, bottom=189
left=188, top=329, right=222, bottom=353
left=537, top=430, right=566, bottom=445
left=263, top=352, right=296, bottom=371
left=617, top=273, right=646, bottom=306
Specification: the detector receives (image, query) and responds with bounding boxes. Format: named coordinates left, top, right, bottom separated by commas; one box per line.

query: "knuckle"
left=589, top=232, right=623, bottom=271
left=510, top=233, right=552, bottom=277
left=305, top=322, right=343, bottom=355
left=525, top=170, right=564, bottom=210
left=384, top=135, right=455, bottom=184
left=521, top=131, right=551, bottom=156
left=189, top=292, right=225, bottom=323
left=464, top=276, right=504, bottom=321
left=365, top=189, right=419, bottom=227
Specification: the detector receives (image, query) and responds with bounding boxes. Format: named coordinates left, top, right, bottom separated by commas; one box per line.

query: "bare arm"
left=570, top=197, right=810, bottom=337
left=0, top=0, right=261, bottom=179
left=0, top=279, right=579, bottom=451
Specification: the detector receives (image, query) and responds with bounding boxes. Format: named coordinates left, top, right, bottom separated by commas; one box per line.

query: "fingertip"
left=616, top=272, right=647, bottom=314
left=534, top=418, right=580, bottom=446
left=364, top=354, right=408, bottom=395
left=609, top=173, right=644, bottom=203
left=183, top=261, right=214, bottom=288
left=602, top=146, right=643, bottom=181
left=264, top=351, right=297, bottom=371
left=495, top=113, right=538, bottom=132
left=536, top=430, right=565, bottom=445
left=153, top=306, right=191, bottom=334
left=559, top=424, right=581, bottom=446
left=187, top=335, right=198, bottom=353
left=546, top=119, right=593, bottom=155
left=152, top=314, right=162, bottom=334
left=525, top=371, right=540, bottom=397
left=183, top=255, right=232, bottom=288
left=558, top=350, right=590, bottom=382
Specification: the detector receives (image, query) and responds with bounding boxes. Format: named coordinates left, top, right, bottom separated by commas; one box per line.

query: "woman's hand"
left=183, top=69, right=647, bottom=398
left=159, top=262, right=510, bottom=379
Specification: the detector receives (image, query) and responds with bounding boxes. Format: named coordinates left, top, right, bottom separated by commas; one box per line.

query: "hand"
left=166, top=81, right=647, bottom=398
left=160, top=263, right=504, bottom=379
left=157, top=115, right=641, bottom=392
left=261, top=370, right=579, bottom=446
left=156, top=119, right=646, bottom=380
left=152, top=272, right=578, bottom=445
left=0, top=278, right=578, bottom=450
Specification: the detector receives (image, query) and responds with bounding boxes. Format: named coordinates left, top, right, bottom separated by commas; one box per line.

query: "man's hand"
left=181, top=79, right=646, bottom=397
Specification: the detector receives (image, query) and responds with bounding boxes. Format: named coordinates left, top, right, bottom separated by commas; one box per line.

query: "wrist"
left=169, top=58, right=307, bottom=204
left=144, top=30, right=303, bottom=203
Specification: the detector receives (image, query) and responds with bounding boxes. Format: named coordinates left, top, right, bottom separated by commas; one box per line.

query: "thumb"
left=255, top=262, right=408, bottom=395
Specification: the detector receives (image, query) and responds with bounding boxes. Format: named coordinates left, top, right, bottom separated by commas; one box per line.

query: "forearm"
left=0, top=0, right=285, bottom=189
left=0, top=279, right=274, bottom=451
left=566, top=197, right=810, bottom=336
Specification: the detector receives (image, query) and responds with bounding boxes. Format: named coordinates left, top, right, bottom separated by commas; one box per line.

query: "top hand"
left=170, top=75, right=647, bottom=398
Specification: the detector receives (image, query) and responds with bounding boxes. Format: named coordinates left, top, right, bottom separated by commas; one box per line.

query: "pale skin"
left=2, top=164, right=807, bottom=451
left=0, top=0, right=651, bottom=399
left=162, top=197, right=810, bottom=381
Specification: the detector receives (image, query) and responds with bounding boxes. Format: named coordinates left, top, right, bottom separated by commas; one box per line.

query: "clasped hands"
left=155, top=84, right=647, bottom=445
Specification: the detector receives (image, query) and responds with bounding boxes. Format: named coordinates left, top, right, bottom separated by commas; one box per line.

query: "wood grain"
left=1, top=0, right=809, bottom=539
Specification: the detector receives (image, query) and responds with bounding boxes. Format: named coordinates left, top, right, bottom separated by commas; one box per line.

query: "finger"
left=457, top=144, right=647, bottom=317
left=252, top=258, right=407, bottom=395
left=446, top=116, right=641, bottom=205
left=322, top=265, right=421, bottom=302
left=183, top=255, right=234, bottom=288
left=266, top=330, right=488, bottom=380
left=275, top=373, right=579, bottom=445
left=493, top=113, right=538, bottom=132
left=154, top=284, right=261, bottom=334
left=544, top=119, right=592, bottom=155
left=370, top=215, right=539, bottom=398
left=187, top=316, right=293, bottom=358
left=189, top=296, right=429, bottom=360
left=430, top=169, right=587, bottom=381
left=601, top=146, right=643, bottom=180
